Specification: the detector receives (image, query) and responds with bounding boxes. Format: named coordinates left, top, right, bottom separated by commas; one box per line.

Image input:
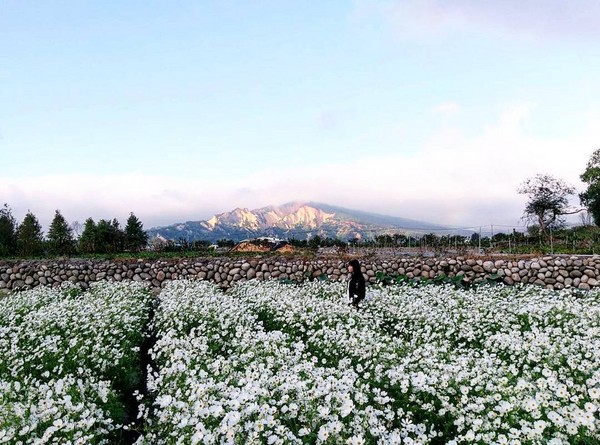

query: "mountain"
left=146, top=201, right=454, bottom=243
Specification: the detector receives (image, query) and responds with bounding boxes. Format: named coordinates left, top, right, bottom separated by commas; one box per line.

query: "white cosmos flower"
left=589, top=387, right=600, bottom=399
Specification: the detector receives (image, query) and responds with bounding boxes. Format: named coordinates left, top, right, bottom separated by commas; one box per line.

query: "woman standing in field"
left=347, top=259, right=366, bottom=309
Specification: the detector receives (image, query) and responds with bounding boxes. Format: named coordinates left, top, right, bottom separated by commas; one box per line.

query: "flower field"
left=0, top=282, right=151, bottom=444
left=2, top=279, right=600, bottom=444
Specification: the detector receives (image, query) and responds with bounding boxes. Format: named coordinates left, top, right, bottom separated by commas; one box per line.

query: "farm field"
left=1, top=280, right=599, bottom=444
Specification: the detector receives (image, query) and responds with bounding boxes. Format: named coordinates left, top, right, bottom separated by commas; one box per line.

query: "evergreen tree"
left=0, top=204, right=18, bottom=257
left=17, top=211, right=44, bottom=256
left=95, top=218, right=124, bottom=253
left=47, top=210, right=74, bottom=255
left=78, top=218, right=97, bottom=254
left=95, top=219, right=113, bottom=254
left=111, top=218, right=125, bottom=253
left=124, top=212, right=148, bottom=252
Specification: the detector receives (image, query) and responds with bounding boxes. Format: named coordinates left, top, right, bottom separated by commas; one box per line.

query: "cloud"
left=1, top=103, right=597, bottom=231
left=354, top=0, right=600, bottom=42
left=0, top=173, right=233, bottom=230
left=225, top=102, right=596, bottom=227
left=316, top=110, right=341, bottom=130
left=432, top=102, right=460, bottom=115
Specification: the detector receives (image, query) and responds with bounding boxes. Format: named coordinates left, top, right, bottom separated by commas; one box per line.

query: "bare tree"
left=518, top=174, right=580, bottom=235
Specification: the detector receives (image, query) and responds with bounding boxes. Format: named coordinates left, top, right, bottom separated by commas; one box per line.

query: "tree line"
left=0, top=207, right=148, bottom=257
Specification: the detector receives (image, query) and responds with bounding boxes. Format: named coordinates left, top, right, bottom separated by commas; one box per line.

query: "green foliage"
left=580, top=148, right=600, bottom=226
left=0, top=203, right=18, bottom=257
left=17, top=211, right=44, bottom=256
left=78, top=217, right=97, bottom=254
left=124, top=212, right=148, bottom=252
left=217, top=238, right=235, bottom=248
left=47, top=210, right=74, bottom=255
left=95, top=218, right=124, bottom=254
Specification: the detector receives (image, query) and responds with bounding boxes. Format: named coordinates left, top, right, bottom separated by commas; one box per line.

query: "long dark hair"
left=348, top=259, right=362, bottom=279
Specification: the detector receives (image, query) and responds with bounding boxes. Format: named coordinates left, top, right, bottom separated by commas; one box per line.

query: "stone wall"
left=2, top=255, right=600, bottom=292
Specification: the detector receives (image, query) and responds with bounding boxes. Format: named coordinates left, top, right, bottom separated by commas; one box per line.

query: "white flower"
left=317, top=425, right=330, bottom=442
left=340, top=398, right=354, bottom=418
left=533, top=420, right=547, bottom=435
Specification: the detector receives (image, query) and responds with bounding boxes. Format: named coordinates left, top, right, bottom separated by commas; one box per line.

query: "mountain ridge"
left=146, top=201, right=453, bottom=243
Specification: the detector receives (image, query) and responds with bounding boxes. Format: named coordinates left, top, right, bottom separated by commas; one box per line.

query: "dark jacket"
left=348, top=274, right=366, bottom=303
left=348, top=260, right=366, bottom=304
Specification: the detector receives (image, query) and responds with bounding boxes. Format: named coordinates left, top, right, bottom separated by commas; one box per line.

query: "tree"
left=47, top=210, right=74, bottom=255
left=17, top=211, right=44, bottom=256
left=579, top=148, right=600, bottom=226
left=217, top=239, right=235, bottom=248
left=518, top=174, right=576, bottom=235
left=308, top=235, right=323, bottom=249
left=71, top=220, right=83, bottom=239
left=110, top=218, right=125, bottom=252
left=95, top=219, right=124, bottom=253
left=78, top=218, right=97, bottom=254
left=124, top=213, right=148, bottom=252
left=0, top=204, right=18, bottom=257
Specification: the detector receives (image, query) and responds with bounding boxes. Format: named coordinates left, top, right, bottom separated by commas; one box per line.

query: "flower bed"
left=0, top=282, right=151, bottom=444
left=137, top=280, right=600, bottom=444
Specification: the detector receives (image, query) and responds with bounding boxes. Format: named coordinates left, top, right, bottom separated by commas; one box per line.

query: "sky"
left=2, top=0, right=600, bottom=233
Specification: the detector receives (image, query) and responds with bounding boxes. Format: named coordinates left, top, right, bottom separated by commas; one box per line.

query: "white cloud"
left=432, top=102, right=460, bottom=115
left=1, top=103, right=597, bottom=231
left=0, top=173, right=235, bottom=230
left=354, top=0, right=600, bottom=42
left=223, top=102, right=596, bottom=227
